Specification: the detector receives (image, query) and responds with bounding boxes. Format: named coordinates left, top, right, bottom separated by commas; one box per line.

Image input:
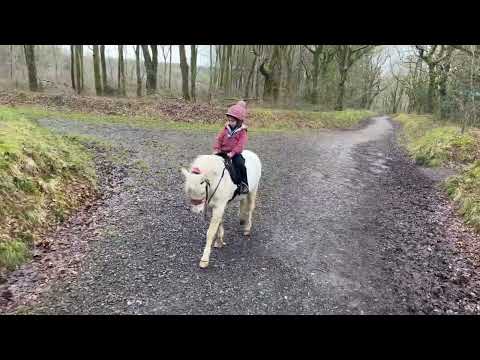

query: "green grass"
left=395, top=113, right=477, bottom=167
left=248, top=108, right=375, bottom=130
left=0, top=240, right=28, bottom=270
left=3, top=104, right=375, bottom=133
left=0, top=107, right=96, bottom=271
left=395, top=113, right=480, bottom=233
left=445, top=161, right=480, bottom=231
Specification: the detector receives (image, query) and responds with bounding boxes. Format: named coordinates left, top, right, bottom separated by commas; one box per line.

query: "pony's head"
left=181, top=167, right=208, bottom=214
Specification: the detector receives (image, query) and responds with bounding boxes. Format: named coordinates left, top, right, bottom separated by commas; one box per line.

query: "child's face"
left=227, top=116, right=238, bottom=128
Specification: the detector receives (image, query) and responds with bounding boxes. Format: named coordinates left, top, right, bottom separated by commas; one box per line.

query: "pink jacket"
left=213, top=123, right=248, bottom=155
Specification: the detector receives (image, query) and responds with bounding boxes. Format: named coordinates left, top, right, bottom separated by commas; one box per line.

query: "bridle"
left=199, top=167, right=226, bottom=220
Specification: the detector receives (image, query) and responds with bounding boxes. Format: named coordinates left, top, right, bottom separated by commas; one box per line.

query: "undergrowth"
left=0, top=107, right=96, bottom=271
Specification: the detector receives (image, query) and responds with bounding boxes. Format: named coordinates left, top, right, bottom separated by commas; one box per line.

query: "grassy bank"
left=0, top=90, right=375, bottom=132
left=0, top=107, right=96, bottom=271
left=394, top=113, right=480, bottom=231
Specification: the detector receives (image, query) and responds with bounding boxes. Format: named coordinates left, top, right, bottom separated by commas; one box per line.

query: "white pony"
left=181, top=150, right=262, bottom=268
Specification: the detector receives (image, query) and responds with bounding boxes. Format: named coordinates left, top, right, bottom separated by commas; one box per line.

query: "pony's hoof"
left=243, top=230, right=251, bottom=237
left=199, top=260, right=209, bottom=268
left=214, top=242, right=224, bottom=248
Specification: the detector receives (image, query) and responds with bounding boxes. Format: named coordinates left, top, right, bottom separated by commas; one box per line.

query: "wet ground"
left=2, top=116, right=480, bottom=314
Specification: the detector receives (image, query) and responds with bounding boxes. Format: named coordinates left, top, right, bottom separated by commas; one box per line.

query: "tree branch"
left=305, top=45, right=315, bottom=54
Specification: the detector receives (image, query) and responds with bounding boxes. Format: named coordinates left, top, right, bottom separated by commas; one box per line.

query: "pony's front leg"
left=200, top=205, right=225, bottom=268
left=214, top=221, right=225, bottom=248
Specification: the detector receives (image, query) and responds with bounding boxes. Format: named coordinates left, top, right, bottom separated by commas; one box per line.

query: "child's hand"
left=227, top=152, right=234, bottom=158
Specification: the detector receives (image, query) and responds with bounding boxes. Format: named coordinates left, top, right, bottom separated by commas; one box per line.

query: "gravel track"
left=3, top=115, right=480, bottom=314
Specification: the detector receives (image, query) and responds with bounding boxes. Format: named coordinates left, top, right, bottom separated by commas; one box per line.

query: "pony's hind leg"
left=239, top=198, right=249, bottom=227
left=243, top=190, right=257, bottom=236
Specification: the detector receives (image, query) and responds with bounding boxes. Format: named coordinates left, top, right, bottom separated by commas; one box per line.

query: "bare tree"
left=117, top=45, right=126, bottom=96
left=414, top=45, right=453, bottom=114
left=52, top=45, right=58, bottom=83
left=9, top=45, right=16, bottom=83
left=209, top=45, right=213, bottom=101
left=135, top=45, right=142, bottom=97
left=304, top=45, right=324, bottom=104
left=73, top=45, right=84, bottom=94
left=92, top=45, right=103, bottom=95
left=282, top=45, right=297, bottom=105
left=179, top=45, right=190, bottom=100
left=160, top=46, right=170, bottom=89
left=334, top=45, right=374, bottom=110
left=141, top=45, right=158, bottom=95
left=100, top=45, right=111, bottom=93
left=259, top=45, right=282, bottom=104
left=70, top=45, right=76, bottom=90
left=190, top=45, right=197, bottom=102
left=245, top=46, right=260, bottom=99
left=168, top=45, right=172, bottom=90
left=23, top=45, right=38, bottom=91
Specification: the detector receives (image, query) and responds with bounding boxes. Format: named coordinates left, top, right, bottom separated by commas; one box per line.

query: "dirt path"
left=3, top=116, right=480, bottom=314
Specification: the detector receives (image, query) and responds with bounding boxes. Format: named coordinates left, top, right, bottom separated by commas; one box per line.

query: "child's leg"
left=232, top=154, right=248, bottom=186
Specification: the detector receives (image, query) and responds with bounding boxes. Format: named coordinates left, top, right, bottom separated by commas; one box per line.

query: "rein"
left=200, top=167, right=226, bottom=220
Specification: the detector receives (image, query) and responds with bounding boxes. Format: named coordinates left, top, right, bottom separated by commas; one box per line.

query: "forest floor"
left=2, top=113, right=480, bottom=314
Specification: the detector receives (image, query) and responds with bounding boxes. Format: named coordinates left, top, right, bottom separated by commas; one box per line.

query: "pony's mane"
left=191, top=155, right=224, bottom=176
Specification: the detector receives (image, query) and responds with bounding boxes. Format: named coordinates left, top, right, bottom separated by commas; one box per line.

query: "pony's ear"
left=181, top=167, right=189, bottom=177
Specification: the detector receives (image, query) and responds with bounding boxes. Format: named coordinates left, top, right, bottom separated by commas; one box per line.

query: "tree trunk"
left=245, top=47, right=257, bottom=99
left=93, top=45, right=103, bottom=95
left=190, top=45, right=197, bottom=102
left=213, top=45, right=219, bottom=89
left=75, top=46, right=81, bottom=94
left=53, top=45, right=58, bottom=83
left=271, top=45, right=282, bottom=104
left=74, top=45, right=83, bottom=94
left=117, top=45, right=126, bottom=96
left=142, top=45, right=158, bottom=95
left=169, top=45, right=172, bottom=90
left=24, top=45, right=38, bottom=92
left=438, top=62, right=451, bottom=119
left=100, top=45, right=109, bottom=92
left=163, top=49, right=168, bottom=89
left=135, top=45, right=142, bottom=97
left=224, top=45, right=233, bottom=96
left=311, top=47, right=322, bottom=104
left=70, top=45, right=76, bottom=90
left=179, top=45, right=190, bottom=100
left=219, top=46, right=225, bottom=88
left=209, top=45, right=213, bottom=101
left=9, top=45, right=15, bottom=83
left=427, top=64, right=436, bottom=114
left=78, top=45, right=84, bottom=91
left=335, top=47, right=349, bottom=111
left=260, top=60, right=273, bottom=102
left=335, top=72, right=348, bottom=111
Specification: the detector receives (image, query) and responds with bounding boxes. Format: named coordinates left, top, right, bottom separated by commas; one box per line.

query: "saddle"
left=215, top=153, right=240, bottom=185
left=214, top=153, right=249, bottom=201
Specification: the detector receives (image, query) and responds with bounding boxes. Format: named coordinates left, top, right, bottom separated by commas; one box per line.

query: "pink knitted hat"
left=226, top=100, right=247, bottom=122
